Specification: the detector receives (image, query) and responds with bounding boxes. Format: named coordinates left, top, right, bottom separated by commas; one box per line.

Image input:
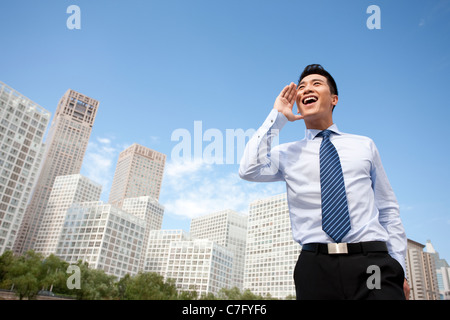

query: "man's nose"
left=301, top=86, right=314, bottom=95
left=298, top=82, right=313, bottom=92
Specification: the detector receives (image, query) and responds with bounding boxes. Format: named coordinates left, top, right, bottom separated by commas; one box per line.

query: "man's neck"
left=304, top=118, right=334, bottom=131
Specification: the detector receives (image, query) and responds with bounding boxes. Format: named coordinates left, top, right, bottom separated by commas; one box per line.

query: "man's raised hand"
left=273, top=82, right=304, bottom=122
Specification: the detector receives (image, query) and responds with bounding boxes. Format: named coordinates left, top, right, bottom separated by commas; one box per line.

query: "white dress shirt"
left=239, top=109, right=407, bottom=275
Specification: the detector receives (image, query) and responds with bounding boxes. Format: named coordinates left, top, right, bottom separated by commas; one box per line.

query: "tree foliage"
left=0, top=250, right=281, bottom=300
left=0, top=250, right=71, bottom=299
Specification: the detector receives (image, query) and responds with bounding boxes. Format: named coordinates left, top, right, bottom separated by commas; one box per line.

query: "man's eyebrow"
left=298, top=78, right=325, bottom=86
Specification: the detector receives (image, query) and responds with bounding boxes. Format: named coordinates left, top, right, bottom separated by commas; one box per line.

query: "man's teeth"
left=304, top=97, right=317, bottom=104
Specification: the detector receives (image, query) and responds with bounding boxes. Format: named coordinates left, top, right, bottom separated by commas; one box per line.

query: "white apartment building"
left=165, top=239, right=234, bottom=296
left=56, top=201, right=146, bottom=279
left=190, top=209, right=247, bottom=289
left=144, top=230, right=233, bottom=296
left=109, top=143, right=166, bottom=208
left=122, top=196, right=164, bottom=231
left=122, top=196, right=164, bottom=269
left=144, top=229, right=192, bottom=276
left=34, top=174, right=102, bottom=257
left=244, top=193, right=301, bottom=299
left=406, top=239, right=440, bottom=300
left=0, top=81, right=50, bottom=254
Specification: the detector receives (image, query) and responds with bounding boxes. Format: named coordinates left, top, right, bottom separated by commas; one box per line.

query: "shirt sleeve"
left=370, top=141, right=408, bottom=277
left=239, top=109, right=288, bottom=182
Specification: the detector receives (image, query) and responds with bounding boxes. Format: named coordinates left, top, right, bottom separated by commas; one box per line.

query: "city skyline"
left=1, top=79, right=449, bottom=265
left=1, top=77, right=448, bottom=299
left=1, top=0, right=449, bottom=263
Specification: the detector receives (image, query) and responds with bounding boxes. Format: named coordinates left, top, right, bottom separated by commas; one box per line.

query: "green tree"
left=199, top=292, right=217, bottom=300
left=123, top=272, right=178, bottom=300
left=39, top=254, right=71, bottom=295
left=262, top=292, right=277, bottom=300
left=0, top=250, right=15, bottom=289
left=216, top=286, right=242, bottom=300
left=178, top=287, right=199, bottom=300
left=7, top=250, right=43, bottom=299
left=73, top=260, right=117, bottom=300
left=215, top=287, right=276, bottom=300
left=116, top=273, right=131, bottom=300
left=240, top=288, right=264, bottom=300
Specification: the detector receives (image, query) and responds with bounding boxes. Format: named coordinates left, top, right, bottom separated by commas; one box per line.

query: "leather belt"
left=301, top=241, right=387, bottom=255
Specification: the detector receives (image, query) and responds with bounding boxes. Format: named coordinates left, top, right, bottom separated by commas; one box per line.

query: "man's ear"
left=331, top=94, right=338, bottom=107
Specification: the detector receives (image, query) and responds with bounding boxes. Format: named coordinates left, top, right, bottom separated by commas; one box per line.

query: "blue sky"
left=1, top=0, right=450, bottom=260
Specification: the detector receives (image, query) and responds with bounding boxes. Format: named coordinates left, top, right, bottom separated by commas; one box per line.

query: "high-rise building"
left=122, top=196, right=164, bottom=269
left=165, top=239, right=234, bottom=296
left=108, top=143, right=166, bottom=208
left=144, top=229, right=192, bottom=276
left=14, top=89, right=99, bottom=254
left=190, top=209, right=247, bottom=289
left=0, top=81, right=51, bottom=254
left=56, top=201, right=146, bottom=279
left=244, top=193, right=301, bottom=299
left=405, top=239, right=439, bottom=300
left=425, top=240, right=450, bottom=300
left=34, top=174, right=102, bottom=257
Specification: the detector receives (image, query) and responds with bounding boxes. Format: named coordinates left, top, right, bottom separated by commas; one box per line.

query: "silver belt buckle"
left=327, top=243, right=348, bottom=254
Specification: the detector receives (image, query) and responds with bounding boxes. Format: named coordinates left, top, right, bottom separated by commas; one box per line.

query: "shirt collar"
left=305, top=123, right=341, bottom=140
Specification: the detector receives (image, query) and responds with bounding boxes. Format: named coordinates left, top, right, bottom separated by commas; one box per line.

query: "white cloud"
left=81, top=143, right=286, bottom=222
left=97, top=137, right=111, bottom=144
left=399, top=204, right=414, bottom=212
left=149, top=136, right=160, bottom=144
left=165, top=158, right=212, bottom=178
left=160, top=159, right=285, bottom=220
left=419, top=0, right=450, bottom=27
left=81, top=137, right=120, bottom=201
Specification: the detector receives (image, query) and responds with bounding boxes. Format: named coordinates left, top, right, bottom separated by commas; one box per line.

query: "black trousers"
left=294, top=250, right=406, bottom=300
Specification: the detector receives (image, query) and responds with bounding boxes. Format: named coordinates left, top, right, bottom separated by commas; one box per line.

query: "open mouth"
left=302, top=96, right=318, bottom=105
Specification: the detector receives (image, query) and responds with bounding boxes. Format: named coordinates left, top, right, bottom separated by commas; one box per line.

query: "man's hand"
left=404, top=279, right=410, bottom=300
left=273, top=82, right=304, bottom=122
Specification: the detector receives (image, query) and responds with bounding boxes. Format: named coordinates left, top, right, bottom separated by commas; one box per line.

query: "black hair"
left=298, top=64, right=338, bottom=96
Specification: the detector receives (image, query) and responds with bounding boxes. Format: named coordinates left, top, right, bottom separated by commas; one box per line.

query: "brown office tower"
left=13, top=89, right=99, bottom=254
left=108, top=143, right=166, bottom=208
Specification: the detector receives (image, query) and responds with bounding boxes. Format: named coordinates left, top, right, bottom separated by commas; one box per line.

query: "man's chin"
left=298, top=105, right=319, bottom=116
left=299, top=111, right=317, bottom=119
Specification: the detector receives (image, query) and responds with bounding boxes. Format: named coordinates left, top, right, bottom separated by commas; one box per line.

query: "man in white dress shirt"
left=239, top=64, right=410, bottom=300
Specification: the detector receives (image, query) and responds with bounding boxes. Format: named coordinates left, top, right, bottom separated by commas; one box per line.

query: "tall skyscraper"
left=108, top=143, right=166, bottom=208
left=14, top=89, right=99, bottom=254
left=0, top=81, right=51, bottom=254
left=244, top=193, right=301, bottom=299
left=34, top=174, right=102, bottom=257
left=190, top=209, right=247, bottom=289
left=405, top=239, right=440, bottom=300
left=425, top=240, right=450, bottom=300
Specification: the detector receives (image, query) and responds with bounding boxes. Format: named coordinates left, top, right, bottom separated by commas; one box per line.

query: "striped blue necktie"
left=317, top=129, right=351, bottom=243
